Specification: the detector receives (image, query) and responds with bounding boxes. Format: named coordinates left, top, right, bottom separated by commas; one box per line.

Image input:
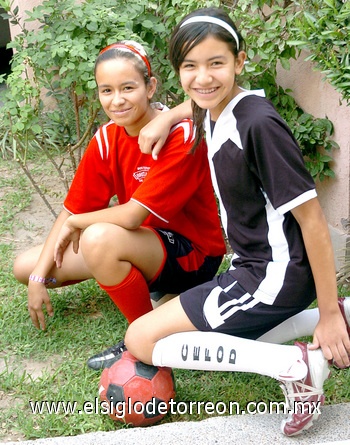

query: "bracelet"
left=29, top=274, right=56, bottom=285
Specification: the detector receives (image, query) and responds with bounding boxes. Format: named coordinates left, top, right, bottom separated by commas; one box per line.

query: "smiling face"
left=95, top=58, right=157, bottom=136
left=179, top=36, right=246, bottom=121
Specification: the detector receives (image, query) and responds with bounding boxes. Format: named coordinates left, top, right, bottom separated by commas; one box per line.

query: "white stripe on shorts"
left=203, top=281, right=259, bottom=329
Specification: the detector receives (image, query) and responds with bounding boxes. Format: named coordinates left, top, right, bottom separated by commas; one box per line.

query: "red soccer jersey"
left=64, top=118, right=226, bottom=264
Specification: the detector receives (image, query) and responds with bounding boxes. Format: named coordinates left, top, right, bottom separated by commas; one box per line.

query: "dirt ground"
left=0, top=158, right=64, bottom=255
left=12, top=192, right=57, bottom=255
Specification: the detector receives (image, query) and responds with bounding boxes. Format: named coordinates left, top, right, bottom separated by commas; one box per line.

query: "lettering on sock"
left=181, top=344, right=188, bottom=361
left=194, top=347, right=200, bottom=361
left=181, top=343, right=236, bottom=364
left=205, top=348, right=211, bottom=362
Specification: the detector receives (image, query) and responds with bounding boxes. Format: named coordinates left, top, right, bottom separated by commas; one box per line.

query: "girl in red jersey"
left=13, top=41, right=226, bottom=368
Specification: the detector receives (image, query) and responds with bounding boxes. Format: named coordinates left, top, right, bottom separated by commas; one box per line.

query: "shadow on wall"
left=0, top=46, right=12, bottom=76
left=0, top=8, right=12, bottom=78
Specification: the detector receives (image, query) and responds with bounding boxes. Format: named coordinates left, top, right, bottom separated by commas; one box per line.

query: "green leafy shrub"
left=227, top=0, right=340, bottom=181
left=0, top=0, right=345, bottom=213
left=288, top=0, right=350, bottom=103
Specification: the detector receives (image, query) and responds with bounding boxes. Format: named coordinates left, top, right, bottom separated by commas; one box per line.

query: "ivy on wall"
left=288, top=0, right=350, bottom=103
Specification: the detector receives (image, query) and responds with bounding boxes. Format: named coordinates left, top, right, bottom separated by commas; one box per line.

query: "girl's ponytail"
left=191, top=102, right=206, bottom=154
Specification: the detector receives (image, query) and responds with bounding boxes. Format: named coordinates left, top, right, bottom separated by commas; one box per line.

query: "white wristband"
left=29, top=274, right=56, bottom=285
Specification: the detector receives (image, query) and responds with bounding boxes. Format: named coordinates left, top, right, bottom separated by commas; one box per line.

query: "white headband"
left=179, top=16, right=240, bottom=49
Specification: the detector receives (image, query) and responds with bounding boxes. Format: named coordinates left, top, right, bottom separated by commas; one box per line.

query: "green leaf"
left=287, top=40, right=306, bottom=46
left=320, top=155, right=333, bottom=162
left=279, top=57, right=290, bottom=70
left=31, top=124, right=42, bottom=134
left=142, top=20, right=154, bottom=29
left=86, top=22, right=98, bottom=32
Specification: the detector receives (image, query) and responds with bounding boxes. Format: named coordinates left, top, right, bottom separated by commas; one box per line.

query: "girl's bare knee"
left=81, top=223, right=122, bottom=255
left=13, top=244, right=43, bottom=284
left=125, top=318, right=150, bottom=362
left=124, top=319, right=141, bottom=350
left=13, top=252, right=29, bottom=283
left=81, top=223, right=107, bottom=245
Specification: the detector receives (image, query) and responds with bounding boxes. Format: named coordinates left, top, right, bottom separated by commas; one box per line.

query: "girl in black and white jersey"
left=125, top=7, right=350, bottom=436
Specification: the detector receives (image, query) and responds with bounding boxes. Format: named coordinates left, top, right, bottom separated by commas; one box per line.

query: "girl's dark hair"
left=169, top=8, right=245, bottom=152
left=95, top=40, right=153, bottom=85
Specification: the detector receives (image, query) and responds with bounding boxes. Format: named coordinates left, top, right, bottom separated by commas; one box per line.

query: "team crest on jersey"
left=133, top=166, right=150, bottom=182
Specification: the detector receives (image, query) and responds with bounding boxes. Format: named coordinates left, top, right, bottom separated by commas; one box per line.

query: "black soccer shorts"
left=148, top=228, right=223, bottom=296
left=180, top=271, right=314, bottom=339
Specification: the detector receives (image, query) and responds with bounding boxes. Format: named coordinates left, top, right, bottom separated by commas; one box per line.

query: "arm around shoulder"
left=138, top=99, right=193, bottom=159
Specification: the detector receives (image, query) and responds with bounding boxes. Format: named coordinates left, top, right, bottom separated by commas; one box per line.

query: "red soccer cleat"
left=279, top=341, right=329, bottom=436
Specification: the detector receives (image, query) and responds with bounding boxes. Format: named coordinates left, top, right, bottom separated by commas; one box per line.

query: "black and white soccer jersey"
left=204, top=90, right=317, bottom=307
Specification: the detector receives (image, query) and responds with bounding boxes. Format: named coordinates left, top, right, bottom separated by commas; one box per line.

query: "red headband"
left=99, top=43, right=151, bottom=77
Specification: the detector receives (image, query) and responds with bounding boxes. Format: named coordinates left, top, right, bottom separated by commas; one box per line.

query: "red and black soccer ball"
left=98, top=351, right=175, bottom=427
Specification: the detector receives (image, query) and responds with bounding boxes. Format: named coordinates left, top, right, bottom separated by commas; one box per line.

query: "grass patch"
left=0, top=157, right=349, bottom=440
left=0, top=169, right=29, bottom=237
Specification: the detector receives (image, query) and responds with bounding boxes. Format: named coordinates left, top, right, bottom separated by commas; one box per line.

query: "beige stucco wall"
left=277, top=53, right=350, bottom=231
left=277, top=54, right=350, bottom=267
left=8, top=0, right=39, bottom=36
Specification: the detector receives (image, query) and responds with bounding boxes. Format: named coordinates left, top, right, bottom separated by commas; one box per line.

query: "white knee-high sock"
left=152, top=331, right=307, bottom=381
left=257, top=308, right=319, bottom=343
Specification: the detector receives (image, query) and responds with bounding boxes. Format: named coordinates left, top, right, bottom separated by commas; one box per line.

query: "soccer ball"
left=98, top=351, right=175, bottom=427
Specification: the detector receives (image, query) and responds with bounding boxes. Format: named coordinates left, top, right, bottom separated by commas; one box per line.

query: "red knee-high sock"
left=98, top=266, right=153, bottom=324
